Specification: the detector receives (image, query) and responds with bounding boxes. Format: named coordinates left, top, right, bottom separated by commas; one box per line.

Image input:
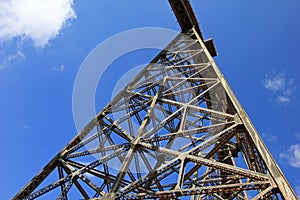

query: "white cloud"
left=23, top=124, right=30, bottom=128
left=262, top=72, right=296, bottom=104
left=0, top=0, right=76, bottom=47
left=263, top=76, right=285, bottom=92
left=0, top=49, right=25, bottom=68
left=261, top=132, right=278, bottom=143
left=51, top=64, right=65, bottom=72
left=279, top=143, right=300, bottom=168
left=277, top=96, right=290, bottom=103
left=295, top=133, right=300, bottom=140
left=295, top=186, right=300, bottom=198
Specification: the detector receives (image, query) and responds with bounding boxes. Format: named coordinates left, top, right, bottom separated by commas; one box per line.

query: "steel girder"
left=13, top=29, right=297, bottom=200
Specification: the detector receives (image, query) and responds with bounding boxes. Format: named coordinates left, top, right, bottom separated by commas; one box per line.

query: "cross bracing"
left=13, top=28, right=297, bottom=200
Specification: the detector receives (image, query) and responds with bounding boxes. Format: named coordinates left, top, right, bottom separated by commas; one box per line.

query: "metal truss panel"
left=13, top=28, right=297, bottom=200
left=13, top=0, right=297, bottom=198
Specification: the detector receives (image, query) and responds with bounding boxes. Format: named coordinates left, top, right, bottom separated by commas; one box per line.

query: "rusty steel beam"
left=169, top=0, right=217, bottom=57
left=168, top=0, right=202, bottom=38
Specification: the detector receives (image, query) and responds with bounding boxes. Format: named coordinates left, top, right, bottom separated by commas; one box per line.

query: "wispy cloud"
left=0, top=0, right=76, bottom=47
left=263, top=75, right=285, bottom=92
left=279, top=143, right=300, bottom=168
left=295, top=133, right=300, bottom=140
left=0, top=49, right=25, bottom=68
left=51, top=64, right=65, bottom=72
left=23, top=124, right=30, bottom=128
left=277, top=96, right=290, bottom=103
left=262, top=72, right=296, bottom=104
left=261, top=132, right=278, bottom=143
left=295, top=186, right=300, bottom=198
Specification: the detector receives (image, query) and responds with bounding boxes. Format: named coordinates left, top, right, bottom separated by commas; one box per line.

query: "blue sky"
left=0, top=0, right=300, bottom=199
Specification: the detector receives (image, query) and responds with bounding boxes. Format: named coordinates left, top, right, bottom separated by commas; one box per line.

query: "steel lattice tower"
left=14, top=1, right=297, bottom=199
